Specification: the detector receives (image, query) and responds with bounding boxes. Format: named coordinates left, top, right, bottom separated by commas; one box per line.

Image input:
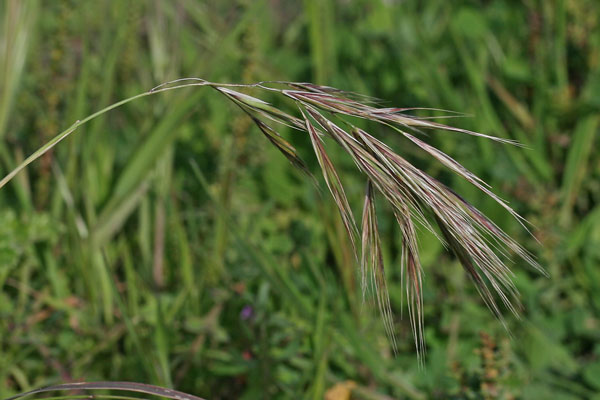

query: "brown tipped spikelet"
left=0, top=78, right=546, bottom=359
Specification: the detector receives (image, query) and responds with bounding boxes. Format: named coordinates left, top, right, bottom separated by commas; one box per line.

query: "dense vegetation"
left=1, top=1, right=599, bottom=399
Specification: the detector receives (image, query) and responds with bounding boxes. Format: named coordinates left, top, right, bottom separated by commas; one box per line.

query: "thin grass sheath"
left=0, top=78, right=544, bottom=357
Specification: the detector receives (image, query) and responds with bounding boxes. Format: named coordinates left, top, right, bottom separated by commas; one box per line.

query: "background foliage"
left=1, top=0, right=599, bottom=399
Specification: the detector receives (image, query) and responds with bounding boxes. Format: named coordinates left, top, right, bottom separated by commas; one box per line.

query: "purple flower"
left=240, top=305, right=254, bottom=321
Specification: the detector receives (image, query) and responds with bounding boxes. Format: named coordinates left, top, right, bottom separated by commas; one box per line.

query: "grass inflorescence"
left=0, top=78, right=545, bottom=361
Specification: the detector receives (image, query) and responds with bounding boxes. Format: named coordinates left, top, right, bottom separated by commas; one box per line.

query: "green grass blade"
left=560, top=115, right=599, bottom=225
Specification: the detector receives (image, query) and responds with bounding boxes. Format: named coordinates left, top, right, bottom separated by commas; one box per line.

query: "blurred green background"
left=1, top=0, right=599, bottom=399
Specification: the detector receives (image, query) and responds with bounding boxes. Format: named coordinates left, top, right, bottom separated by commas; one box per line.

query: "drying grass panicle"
left=0, top=78, right=546, bottom=359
